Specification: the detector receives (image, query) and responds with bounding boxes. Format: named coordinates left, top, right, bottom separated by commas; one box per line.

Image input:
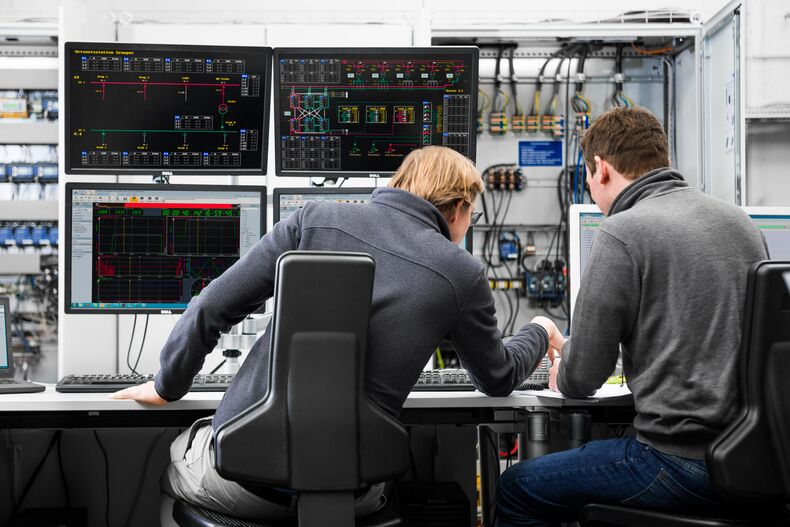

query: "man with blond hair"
left=113, top=145, right=565, bottom=521
left=496, top=107, right=767, bottom=525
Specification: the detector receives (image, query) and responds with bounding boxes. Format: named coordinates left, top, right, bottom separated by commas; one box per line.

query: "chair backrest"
left=214, top=251, right=410, bottom=491
left=708, top=260, right=790, bottom=502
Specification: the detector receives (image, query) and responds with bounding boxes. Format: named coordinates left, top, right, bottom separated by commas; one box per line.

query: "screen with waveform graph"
left=274, top=47, right=478, bottom=178
left=64, top=42, right=272, bottom=176
left=66, top=183, right=265, bottom=314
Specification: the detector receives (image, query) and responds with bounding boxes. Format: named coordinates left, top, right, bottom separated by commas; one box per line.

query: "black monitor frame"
left=273, top=47, right=479, bottom=178
left=272, top=187, right=376, bottom=223
left=271, top=186, right=473, bottom=253
left=65, top=182, right=266, bottom=315
left=64, top=41, right=273, bottom=176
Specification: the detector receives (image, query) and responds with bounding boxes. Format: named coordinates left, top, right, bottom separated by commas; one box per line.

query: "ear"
left=595, top=156, right=611, bottom=185
left=446, top=200, right=463, bottom=224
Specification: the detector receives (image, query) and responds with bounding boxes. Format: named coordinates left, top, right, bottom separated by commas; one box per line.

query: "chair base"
left=580, top=503, right=790, bottom=527
left=172, top=498, right=402, bottom=527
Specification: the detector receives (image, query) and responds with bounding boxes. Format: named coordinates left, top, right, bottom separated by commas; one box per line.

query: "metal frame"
left=700, top=0, right=744, bottom=203
left=64, top=182, right=266, bottom=315
left=63, top=41, right=273, bottom=176
left=273, top=46, right=479, bottom=178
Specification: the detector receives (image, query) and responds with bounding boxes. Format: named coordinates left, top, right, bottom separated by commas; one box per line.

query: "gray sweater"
left=155, top=187, right=548, bottom=431
left=559, top=168, right=768, bottom=459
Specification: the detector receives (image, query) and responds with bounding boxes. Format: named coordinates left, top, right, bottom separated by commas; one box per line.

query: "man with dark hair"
left=496, top=106, right=768, bottom=526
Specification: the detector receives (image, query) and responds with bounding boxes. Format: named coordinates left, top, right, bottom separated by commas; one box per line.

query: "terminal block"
left=489, top=112, right=508, bottom=135
left=511, top=114, right=526, bottom=134
left=485, top=166, right=525, bottom=191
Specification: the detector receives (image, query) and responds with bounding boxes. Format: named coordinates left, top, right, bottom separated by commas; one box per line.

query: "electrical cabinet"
left=432, top=3, right=743, bottom=331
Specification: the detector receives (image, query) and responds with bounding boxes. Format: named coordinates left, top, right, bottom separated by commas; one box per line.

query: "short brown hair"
left=389, top=146, right=483, bottom=215
left=581, top=106, right=670, bottom=180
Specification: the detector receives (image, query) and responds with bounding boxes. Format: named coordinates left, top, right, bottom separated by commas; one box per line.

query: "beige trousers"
left=160, top=416, right=386, bottom=521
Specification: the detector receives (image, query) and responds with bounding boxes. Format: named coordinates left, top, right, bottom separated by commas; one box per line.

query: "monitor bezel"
left=0, top=297, right=11, bottom=373
left=64, top=182, right=267, bottom=315
left=272, top=186, right=376, bottom=223
left=568, top=203, right=604, bottom=319
left=272, top=185, right=474, bottom=252
left=273, top=46, right=479, bottom=178
left=64, top=41, right=273, bottom=176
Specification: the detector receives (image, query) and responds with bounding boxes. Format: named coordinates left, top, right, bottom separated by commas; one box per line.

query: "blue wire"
left=576, top=147, right=584, bottom=203
left=572, top=160, right=578, bottom=204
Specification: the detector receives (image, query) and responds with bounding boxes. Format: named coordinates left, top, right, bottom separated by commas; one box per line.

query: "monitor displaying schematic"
left=64, top=42, right=272, bottom=175
left=65, top=183, right=266, bottom=314
left=274, top=47, right=478, bottom=177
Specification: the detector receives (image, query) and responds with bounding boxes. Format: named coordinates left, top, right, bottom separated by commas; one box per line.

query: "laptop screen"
left=0, top=299, right=9, bottom=370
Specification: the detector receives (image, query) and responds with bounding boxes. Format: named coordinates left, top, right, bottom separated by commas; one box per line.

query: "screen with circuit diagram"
left=274, top=47, right=478, bottom=177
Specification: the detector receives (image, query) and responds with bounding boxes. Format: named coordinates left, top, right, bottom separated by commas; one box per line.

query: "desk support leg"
left=567, top=411, right=592, bottom=449
left=478, top=425, right=498, bottom=527
left=520, top=412, right=550, bottom=460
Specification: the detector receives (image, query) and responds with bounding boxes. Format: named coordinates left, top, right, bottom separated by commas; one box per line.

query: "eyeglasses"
left=470, top=210, right=483, bottom=226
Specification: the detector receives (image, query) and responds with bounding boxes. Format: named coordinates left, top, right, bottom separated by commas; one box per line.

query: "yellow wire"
left=531, top=91, right=541, bottom=116
left=548, top=93, right=558, bottom=116
left=574, top=92, right=591, bottom=114
left=497, top=89, right=510, bottom=113
left=621, top=92, right=635, bottom=108
left=478, top=89, right=491, bottom=114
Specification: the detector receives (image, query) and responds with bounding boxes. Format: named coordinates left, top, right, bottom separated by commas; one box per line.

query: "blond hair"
left=388, top=146, right=483, bottom=215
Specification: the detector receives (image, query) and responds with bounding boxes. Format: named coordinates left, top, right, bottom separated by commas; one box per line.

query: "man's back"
left=565, top=170, right=768, bottom=458
left=210, top=187, right=547, bottom=431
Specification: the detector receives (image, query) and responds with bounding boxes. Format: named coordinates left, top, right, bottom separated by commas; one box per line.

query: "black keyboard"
left=412, top=362, right=550, bottom=392
left=56, top=373, right=234, bottom=393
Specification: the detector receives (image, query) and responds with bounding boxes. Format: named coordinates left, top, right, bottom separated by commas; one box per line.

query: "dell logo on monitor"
left=368, top=173, right=380, bottom=178
left=160, top=309, right=173, bottom=315
left=161, top=171, right=174, bottom=176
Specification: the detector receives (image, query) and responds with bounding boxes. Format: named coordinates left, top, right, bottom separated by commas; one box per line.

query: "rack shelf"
left=0, top=119, right=57, bottom=144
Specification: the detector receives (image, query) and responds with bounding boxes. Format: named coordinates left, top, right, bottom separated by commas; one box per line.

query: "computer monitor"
left=568, top=204, right=604, bottom=316
left=272, top=186, right=473, bottom=253
left=273, top=47, right=478, bottom=178
left=569, top=204, right=790, bottom=316
left=64, top=42, right=272, bottom=176
left=65, top=183, right=266, bottom=314
left=0, top=298, right=9, bottom=371
left=742, top=207, right=790, bottom=260
left=272, top=187, right=375, bottom=223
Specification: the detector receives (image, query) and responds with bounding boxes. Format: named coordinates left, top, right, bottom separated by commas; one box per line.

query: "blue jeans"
left=496, top=436, right=731, bottom=527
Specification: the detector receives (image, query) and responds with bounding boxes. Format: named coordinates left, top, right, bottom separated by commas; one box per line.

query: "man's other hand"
left=108, top=380, right=168, bottom=405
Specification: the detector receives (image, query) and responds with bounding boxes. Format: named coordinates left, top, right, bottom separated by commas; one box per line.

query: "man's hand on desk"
left=530, top=316, right=566, bottom=363
left=549, top=358, right=561, bottom=393
left=108, top=381, right=168, bottom=405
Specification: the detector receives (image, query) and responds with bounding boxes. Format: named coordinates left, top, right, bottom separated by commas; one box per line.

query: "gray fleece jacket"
left=559, top=168, right=768, bottom=459
left=154, top=187, right=549, bottom=431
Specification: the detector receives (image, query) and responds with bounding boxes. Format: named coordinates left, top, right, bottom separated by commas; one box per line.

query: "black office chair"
left=172, top=251, right=410, bottom=527
left=580, top=261, right=790, bottom=526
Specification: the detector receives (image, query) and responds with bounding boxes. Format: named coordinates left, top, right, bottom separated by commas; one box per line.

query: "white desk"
left=0, top=384, right=633, bottom=429
left=0, top=385, right=633, bottom=527
left=0, top=385, right=632, bottom=412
